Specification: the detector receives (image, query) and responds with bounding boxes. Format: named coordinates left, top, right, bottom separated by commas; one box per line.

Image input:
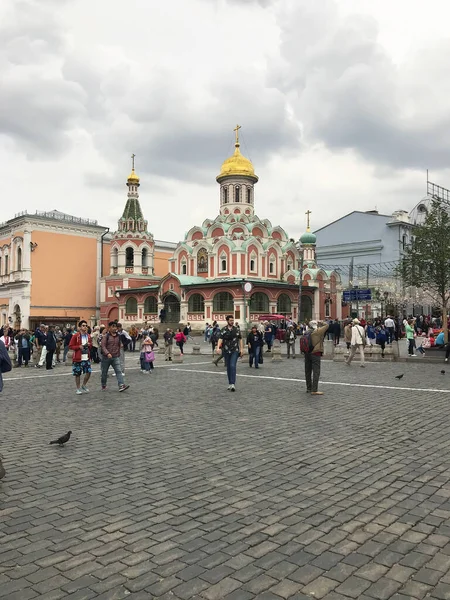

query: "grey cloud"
left=270, top=0, right=450, bottom=171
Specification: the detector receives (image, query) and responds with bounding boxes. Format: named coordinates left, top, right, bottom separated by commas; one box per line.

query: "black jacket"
left=247, top=332, right=264, bottom=347
left=45, top=332, right=57, bottom=350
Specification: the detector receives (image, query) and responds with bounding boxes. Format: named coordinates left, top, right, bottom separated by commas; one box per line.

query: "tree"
left=397, top=200, right=450, bottom=337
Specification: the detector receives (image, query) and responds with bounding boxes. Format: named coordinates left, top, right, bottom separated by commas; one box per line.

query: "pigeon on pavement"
left=49, top=431, right=72, bottom=446
left=395, top=374, right=404, bottom=380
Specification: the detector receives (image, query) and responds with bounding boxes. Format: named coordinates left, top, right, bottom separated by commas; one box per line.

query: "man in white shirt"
left=384, top=316, right=395, bottom=345
left=345, top=319, right=366, bottom=367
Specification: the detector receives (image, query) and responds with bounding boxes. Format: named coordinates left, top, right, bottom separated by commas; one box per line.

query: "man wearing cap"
left=304, top=320, right=329, bottom=396
left=345, top=318, right=367, bottom=367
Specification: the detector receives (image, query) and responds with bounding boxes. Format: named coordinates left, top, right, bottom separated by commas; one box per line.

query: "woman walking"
left=175, top=328, right=186, bottom=355
left=140, top=335, right=155, bottom=373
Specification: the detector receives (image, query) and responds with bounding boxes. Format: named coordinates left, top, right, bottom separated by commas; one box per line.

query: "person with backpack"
left=300, top=320, right=329, bottom=396
left=247, top=325, right=264, bottom=368
left=0, top=337, right=12, bottom=392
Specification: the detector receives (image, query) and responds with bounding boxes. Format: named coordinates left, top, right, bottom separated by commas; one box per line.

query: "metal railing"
left=14, top=210, right=98, bottom=226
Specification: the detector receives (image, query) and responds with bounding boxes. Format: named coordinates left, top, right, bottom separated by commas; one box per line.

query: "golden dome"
left=127, top=168, right=140, bottom=183
left=217, top=143, right=258, bottom=183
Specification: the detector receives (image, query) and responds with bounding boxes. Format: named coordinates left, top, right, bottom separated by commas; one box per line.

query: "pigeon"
left=395, top=374, right=404, bottom=380
left=49, top=431, right=72, bottom=446
left=441, top=370, right=446, bottom=375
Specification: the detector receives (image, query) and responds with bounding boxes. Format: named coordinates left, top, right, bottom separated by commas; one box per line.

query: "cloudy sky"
left=1, top=0, right=449, bottom=242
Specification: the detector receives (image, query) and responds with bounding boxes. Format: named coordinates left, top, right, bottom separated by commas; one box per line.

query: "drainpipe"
left=100, top=227, right=110, bottom=277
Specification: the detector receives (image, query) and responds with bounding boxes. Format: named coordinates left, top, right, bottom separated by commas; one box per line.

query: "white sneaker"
left=445, top=358, right=449, bottom=363
left=410, top=354, right=417, bottom=357
left=230, top=384, right=236, bottom=392
left=76, top=388, right=83, bottom=395
left=227, top=385, right=232, bottom=390
left=81, top=386, right=89, bottom=393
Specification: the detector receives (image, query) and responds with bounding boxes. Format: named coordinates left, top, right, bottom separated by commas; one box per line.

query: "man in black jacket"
left=15, top=329, right=32, bottom=367
left=45, top=326, right=57, bottom=370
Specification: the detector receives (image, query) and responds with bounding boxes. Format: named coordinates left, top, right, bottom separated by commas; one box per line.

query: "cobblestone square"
left=1, top=354, right=450, bottom=599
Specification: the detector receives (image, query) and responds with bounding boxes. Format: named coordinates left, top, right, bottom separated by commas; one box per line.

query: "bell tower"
left=110, top=155, right=155, bottom=276
left=216, top=125, right=258, bottom=218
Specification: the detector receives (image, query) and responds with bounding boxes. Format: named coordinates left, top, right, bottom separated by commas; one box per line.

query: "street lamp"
left=115, top=291, right=121, bottom=299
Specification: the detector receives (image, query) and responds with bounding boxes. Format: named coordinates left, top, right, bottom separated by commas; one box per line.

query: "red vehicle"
left=258, top=314, right=287, bottom=341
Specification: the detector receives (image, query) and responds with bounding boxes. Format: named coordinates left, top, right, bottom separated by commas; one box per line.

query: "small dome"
left=127, top=169, right=140, bottom=183
left=300, top=230, right=316, bottom=245
left=217, top=143, right=258, bottom=183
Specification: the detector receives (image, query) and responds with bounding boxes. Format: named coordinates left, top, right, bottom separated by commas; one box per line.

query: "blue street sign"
left=343, top=289, right=372, bottom=302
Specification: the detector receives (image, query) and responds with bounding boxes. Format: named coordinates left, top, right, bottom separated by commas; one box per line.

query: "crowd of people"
left=0, top=312, right=448, bottom=397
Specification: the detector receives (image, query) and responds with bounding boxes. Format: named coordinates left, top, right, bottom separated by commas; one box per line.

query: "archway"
left=164, top=294, right=181, bottom=323
left=300, top=295, right=313, bottom=322
left=108, top=306, right=119, bottom=322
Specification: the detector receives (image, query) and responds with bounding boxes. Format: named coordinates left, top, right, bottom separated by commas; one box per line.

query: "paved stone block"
left=301, top=576, right=338, bottom=598
left=335, top=575, right=371, bottom=598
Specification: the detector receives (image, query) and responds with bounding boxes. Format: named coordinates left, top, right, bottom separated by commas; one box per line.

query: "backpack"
left=300, top=332, right=314, bottom=354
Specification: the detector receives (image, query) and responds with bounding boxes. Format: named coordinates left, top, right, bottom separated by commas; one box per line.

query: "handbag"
left=145, top=351, right=155, bottom=362
left=356, top=326, right=366, bottom=348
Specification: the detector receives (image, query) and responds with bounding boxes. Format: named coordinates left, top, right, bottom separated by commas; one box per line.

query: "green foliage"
left=397, top=200, right=450, bottom=309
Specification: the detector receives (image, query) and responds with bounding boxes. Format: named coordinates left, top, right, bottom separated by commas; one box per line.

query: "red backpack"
left=300, top=332, right=314, bottom=354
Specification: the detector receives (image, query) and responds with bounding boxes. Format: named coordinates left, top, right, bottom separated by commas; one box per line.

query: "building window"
left=277, top=294, right=292, bottom=314
left=182, top=263, right=187, bottom=274
left=402, top=234, right=407, bottom=250
left=112, top=247, right=118, bottom=269
left=169, top=283, right=174, bottom=290
left=223, top=187, right=228, bottom=203
left=249, top=292, right=269, bottom=313
left=4, top=255, right=9, bottom=275
left=126, top=247, right=134, bottom=267
left=144, top=296, right=157, bottom=314
left=17, top=247, right=22, bottom=271
left=213, top=291, right=234, bottom=312
left=235, top=186, right=241, bottom=202
left=142, top=247, right=148, bottom=267
left=188, top=293, right=205, bottom=313
left=247, top=187, right=252, bottom=203
left=220, top=254, right=227, bottom=272
left=108, top=287, right=114, bottom=297
left=0, top=257, right=2, bottom=275
left=287, top=259, right=293, bottom=271
left=269, top=259, right=275, bottom=274
left=125, top=297, right=138, bottom=314
left=250, top=253, right=257, bottom=272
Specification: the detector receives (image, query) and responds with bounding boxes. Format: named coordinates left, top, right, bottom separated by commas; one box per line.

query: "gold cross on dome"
left=234, top=124, right=241, bottom=145
left=305, top=210, right=312, bottom=231
left=131, top=153, right=136, bottom=170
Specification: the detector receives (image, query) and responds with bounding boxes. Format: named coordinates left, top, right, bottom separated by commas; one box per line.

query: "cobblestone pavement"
left=1, top=355, right=450, bottom=600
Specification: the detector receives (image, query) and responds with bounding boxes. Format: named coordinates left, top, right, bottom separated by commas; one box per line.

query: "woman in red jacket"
left=174, top=329, right=186, bottom=355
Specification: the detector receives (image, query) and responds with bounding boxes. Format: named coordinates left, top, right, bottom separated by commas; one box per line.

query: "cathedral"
left=100, top=128, right=342, bottom=328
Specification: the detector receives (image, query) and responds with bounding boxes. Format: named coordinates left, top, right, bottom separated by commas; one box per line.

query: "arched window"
left=235, top=186, right=241, bottom=202
left=250, top=253, right=257, bottom=273
left=17, top=247, right=22, bottom=271
left=144, top=296, right=157, bottom=314
left=213, top=292, right=234, bottom=312
left=402, top=234, right=407, bottom=250
left=188, top=293, right=205, bottom=313
left=247, top=187, right=252, bottom=203
left=249, top=292, right=269, bottom=313
left=4, top=255, right=9, bottom=275
left=277, top=294, right=291, bottom=314
left=220, top=254, right=227, bottom=272
left=112, top=247, right=118, bottom=269
left=126, top=247, right=134, bottom=267
left=300, top=295, right=313, bottom=321
left=223, top=187, right=228, bottom=204
left=287, top=258, right=293, bottom=271
left=269, top=258, right=275, bottom=274
left=0, top=256, right=2, bottom=275
left=181, top=259, right=187, bottom=275
left=125, top=297, right=138, bottom=314
left=142, top=247, right=148, bottom=267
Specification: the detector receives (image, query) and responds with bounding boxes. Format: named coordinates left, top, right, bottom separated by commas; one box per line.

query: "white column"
left=313, top=288, right=321, bottom=320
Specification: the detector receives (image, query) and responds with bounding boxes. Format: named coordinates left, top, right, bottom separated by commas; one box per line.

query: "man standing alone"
left=217, top=315, right=244, bottom=392
left=45, top=326, right=57, bottom=370
left=303, top=320, right=329, bottom=396
left=384, top=315, right=395, bottom=345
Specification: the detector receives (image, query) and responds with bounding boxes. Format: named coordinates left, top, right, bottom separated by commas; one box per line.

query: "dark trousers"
left=334, top=335, right=340, bottom=346
left=130, top=337, right=137, bottom=352
left=46, top=349, right=55, bottom=369
left=386, top=327, right=395, bottom=344
left=91, top=346, right=99, bottom=363
left=265, top=337, right=272, bottom=351
left=304, top=353, right=321, bottom=392
left=408, top=339, right=416, bottom=355
left=249, top=345, right=260, bottom=368
left=224, top=351, right=239, bottom=385
left=446, top=344, right=450, bottom=359
left=378, top=341, right=385, bottom=356
left=18, top=347, right=30, bottom=366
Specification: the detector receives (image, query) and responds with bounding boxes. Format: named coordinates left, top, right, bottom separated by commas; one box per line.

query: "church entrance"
left=300, top=295, right=313, bottom=322
left=164, top=294, right=180, bottom=324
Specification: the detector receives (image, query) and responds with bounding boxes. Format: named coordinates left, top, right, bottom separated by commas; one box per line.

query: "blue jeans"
left=63, top=344, right=70, bottom=362
left=101, top=357, right=124, bottom=387
left=224, top=351, right=239, bottom=385
left=249, top=345, right=260, bottom=368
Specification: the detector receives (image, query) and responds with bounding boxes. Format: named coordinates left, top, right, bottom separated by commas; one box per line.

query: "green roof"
left=176, top=275, right=208, bottom=285
left=120, top=198, right=144, bottom=221
left=300, top=231, right=317, bottom=244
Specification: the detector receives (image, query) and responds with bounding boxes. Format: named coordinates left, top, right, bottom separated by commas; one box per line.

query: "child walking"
left=140, top=336, right=155, bottom=374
